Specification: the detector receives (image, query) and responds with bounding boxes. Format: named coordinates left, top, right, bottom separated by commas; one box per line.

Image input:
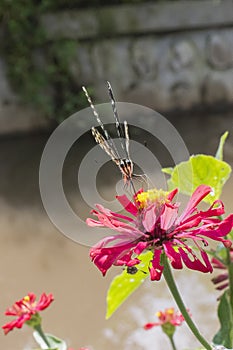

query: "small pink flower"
left=144, top=307, right=186, bottom=330
left=87, top=185, right=233, bottom=280
left=2, top=293, right=54, bottom=335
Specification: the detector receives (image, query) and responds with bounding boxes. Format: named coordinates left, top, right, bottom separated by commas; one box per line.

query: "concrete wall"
left=1, top=0, right=233, bottom=134
left=41, top=0, right=233, bottom=111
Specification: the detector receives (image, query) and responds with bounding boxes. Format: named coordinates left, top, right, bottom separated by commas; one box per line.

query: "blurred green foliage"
left=0, top=0, right=169, bottom=121
left=0, top=0, right=87, bottom=122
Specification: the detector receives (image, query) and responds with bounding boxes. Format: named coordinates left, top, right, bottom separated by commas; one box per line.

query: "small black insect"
left=126, top=266, right=147, bottom=275
left=126, top=266, right=139, bottom=275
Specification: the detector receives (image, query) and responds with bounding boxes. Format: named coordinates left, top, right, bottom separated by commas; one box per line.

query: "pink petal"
left=179, top=185, right=212, bottom=222
left=116, top=253, right=140, bottom=267
left=124, top=257, right=141, bottom=267
left=134, top=241, right=148, bottom=255
left=142, top=204, right=159, bottom=232
left=3, top=314, right=31, bottom=334
left=95, top=203, right=135, bottom=222
left=178, top=201, right=224, bottom=230
left=212, top=273, right=228, bottom=284
left=90, top=242, right=137, bottom=276
left=160, top=205, right=178, bottom=231
left=163, top=242, right=183, bottom=269
left=211, top=257, right=226, bottom=269
left=200, top=249, right=213, bottom=272
left=178, top=246, right=212, bottom=273
left=144, top=322, right=160, bottom=330
left=174, top=216, right=202, bottom=231
left=150, top=250, right=164, bottom=281
left=86, top=218, right=105, bottom=227
left=167, top=188, right=178, bottom=201
left=203, top=200, right=225, bottom=217
left=112, top=211, right=135, bottom=222
left=87, top=206, right=145, bottom=238
left=116, top=195, right=138, bottom=216
left=195, top=214, right=233, bottom=243
left=36, top=293, right=54, bottom=311
left=216, top=282, right=229, bottom=290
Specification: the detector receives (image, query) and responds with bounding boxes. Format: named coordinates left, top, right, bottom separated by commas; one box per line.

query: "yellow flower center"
left=136, top=188, right=169, bottom=209
left=23, top=295, right=30, bottom=302
left=166, top=308, right=175, bottom=316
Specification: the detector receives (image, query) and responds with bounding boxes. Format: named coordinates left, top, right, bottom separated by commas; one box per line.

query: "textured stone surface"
left=1, top=0, right=233, bottom=134
left=206, top=33, right=233, bottom=70
left=67, top=27, right=233, bottom=111
left=202, top=72, right=232, bottom=105
left=41, top=0, right=233, bottom=40
left=42, top=0, right=233, bottom=112
left=170, top=41, right=196, bottom=71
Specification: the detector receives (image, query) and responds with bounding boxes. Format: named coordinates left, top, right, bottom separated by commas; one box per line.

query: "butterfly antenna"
left=82, top=86, right=119, bottom=157
left=106, top=81, right=129, bottom=158
left=123, top=120, right=131, bottom=160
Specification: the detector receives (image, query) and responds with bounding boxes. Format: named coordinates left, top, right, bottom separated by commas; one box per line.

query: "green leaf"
left=162, top=167, right=173, bottom=175
left=213, top=291, right=233, bottom=348
left=215, top=131, right=229, bottom=160
left=228, top=229, right=233, bottom=241
left=33, top=331, right=67, bottom=350
left=162, top=154, right=231, bottom=203
left=106, top=251, right=152, bottom=319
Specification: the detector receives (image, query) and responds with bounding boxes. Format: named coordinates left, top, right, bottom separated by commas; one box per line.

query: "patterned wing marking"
left=91, top=127, right=120, bottom=165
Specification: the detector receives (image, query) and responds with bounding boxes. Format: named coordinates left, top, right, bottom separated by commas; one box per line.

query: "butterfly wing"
left=91, top=127, right=120, bottom=165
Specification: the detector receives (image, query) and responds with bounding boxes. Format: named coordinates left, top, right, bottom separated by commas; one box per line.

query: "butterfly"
left=82, top=81, right=137, bottom=192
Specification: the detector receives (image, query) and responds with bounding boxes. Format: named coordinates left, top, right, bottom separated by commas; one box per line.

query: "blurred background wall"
left=0, top=0, right=233, bottom=131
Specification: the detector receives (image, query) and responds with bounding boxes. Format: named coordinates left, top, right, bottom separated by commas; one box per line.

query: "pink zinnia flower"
left=87, top=185, right=233, bottom=281
left=2, top=293, right=54, bottom=335
left=144, top=307, right=185, bottom=330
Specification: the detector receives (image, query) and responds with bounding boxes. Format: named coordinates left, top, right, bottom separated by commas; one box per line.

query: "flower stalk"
left=168, top=335, right=177, bottom=350
left=226, top=248, right=233, bottom=346
left=162, top=254, right=212, bottom=350
left=227, top=249, right=233, bottom=310
left=34, top=323, right=51, bottom=348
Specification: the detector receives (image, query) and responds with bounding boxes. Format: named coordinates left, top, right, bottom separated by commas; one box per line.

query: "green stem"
left=221, top=211, right=233, bottom=346
left=168, top=335, right=177, bottom=350
left=162, top=254, right=212, bottom=350
left=226, top=247, right=233, bottom=345
left=34, top=324, right=51, bottom=348
left=226, top=250, right=233, bottom=310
